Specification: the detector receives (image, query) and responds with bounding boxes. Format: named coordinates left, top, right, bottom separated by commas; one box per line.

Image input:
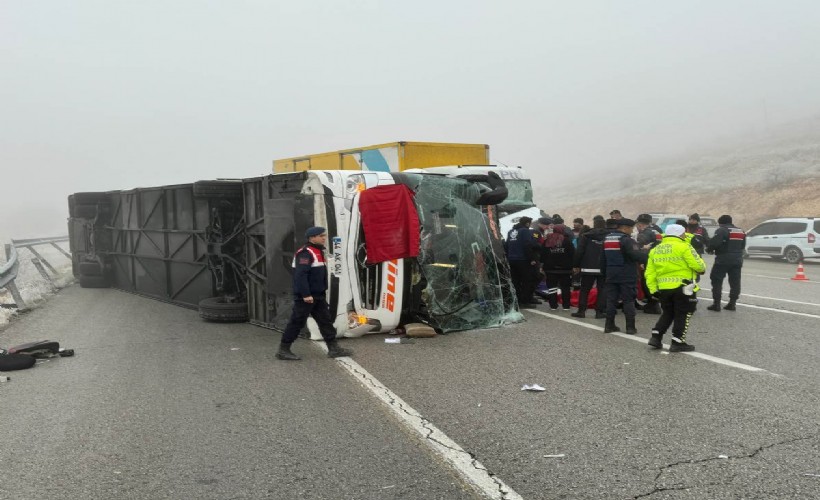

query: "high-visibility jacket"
left=645, top=235, right=707, bottom=294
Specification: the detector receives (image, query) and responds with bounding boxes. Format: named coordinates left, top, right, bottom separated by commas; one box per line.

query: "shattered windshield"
left=398, top=174, right=523, bottom=332
left=500, top=179, right=535, bottom=212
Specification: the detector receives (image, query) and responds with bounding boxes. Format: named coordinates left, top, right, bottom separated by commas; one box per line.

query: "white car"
left=744, top=217, right=820, bottom=264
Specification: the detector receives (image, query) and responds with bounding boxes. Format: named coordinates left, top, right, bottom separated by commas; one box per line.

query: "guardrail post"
left=50, top=242, right=72, bottom=259
left=25, top=245, right=58, bottom=274
left=31, top=258, right=54, bottom=286
left=2, top=244, right=27, bottom=311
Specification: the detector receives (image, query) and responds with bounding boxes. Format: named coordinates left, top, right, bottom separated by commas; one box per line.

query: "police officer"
left=506, top=216, right=541, bottom=308
left=600, top=218, right=648, bottom=333
left=706, top=215, right=746, bottom=311
left=645, top=224, right=706, bottom=352
left=635, top=213, right=663, bottom=314
left=277, top=226, right=353, bottom=361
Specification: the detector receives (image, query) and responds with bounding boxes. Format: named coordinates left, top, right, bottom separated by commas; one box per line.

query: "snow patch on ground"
left=0, top=240, right=74, bottom=331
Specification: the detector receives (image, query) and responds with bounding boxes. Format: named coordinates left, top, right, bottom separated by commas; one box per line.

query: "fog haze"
left=3, top=0, right=820, bottom=238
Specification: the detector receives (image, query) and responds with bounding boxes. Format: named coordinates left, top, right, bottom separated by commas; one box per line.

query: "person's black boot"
left=594, top=310, right=606, bottom=319
left=571, top=308, right=586, bottom=318
left=276, top=342, right=301, bottom=361
left=669, top=339, right=695, bottom=352
left=326, top=339, right=353, bottom=358
left=648, top=332, right=663, bottom=349
left=643, top=300, right=661, bottom=315
left=603, top=318, right=621, bottom=333
left=625, top=316, right=637, bottom=335
left=707, top=302, right=721, bottom=311
left=724, top=299, right=737, bottom=311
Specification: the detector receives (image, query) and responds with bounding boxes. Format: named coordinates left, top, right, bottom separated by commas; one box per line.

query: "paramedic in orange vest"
left=277, top=226, right=353, bottom=361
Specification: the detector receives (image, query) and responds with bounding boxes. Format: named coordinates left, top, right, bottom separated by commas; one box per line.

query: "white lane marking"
left=525, top=309, right=779, bottom=375
left=744, top=273, right=819, bottom=283
left=700, top=288, right=820, bottom=307
left=700, top=297, right=820, bottom=319
left=332, top=355, right=522, bottom=500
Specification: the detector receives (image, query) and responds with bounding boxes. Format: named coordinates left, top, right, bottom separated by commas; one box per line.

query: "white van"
left=745, top=217, right=820, bottom=264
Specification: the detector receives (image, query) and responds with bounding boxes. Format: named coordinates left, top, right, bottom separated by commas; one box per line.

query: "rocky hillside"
left=539, top=115, right=820, bottom=229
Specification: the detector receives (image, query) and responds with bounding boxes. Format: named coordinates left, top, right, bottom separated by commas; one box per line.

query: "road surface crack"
left=632, top=435, right=817, bottom=498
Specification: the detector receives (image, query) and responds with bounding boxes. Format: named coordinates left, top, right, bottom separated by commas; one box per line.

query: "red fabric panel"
left=359, top=185, right=420, bottom=264
left=570, top=288, right=597, bottom=308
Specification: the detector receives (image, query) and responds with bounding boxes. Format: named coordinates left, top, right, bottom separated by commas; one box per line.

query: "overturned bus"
left=67, top=170, right=523, bottom=338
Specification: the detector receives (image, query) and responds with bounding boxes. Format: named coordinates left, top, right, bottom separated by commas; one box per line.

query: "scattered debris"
left=385, top=338, right=401, bottom=344
left=718, top=455, right=729, bottom=459
left=543, top=454, right=566, bottom=458
left=803, top=473, right=820, bottom=477
left=521, top=384, right=546, bottom=392
left=404, top=322, right=437, bottom=338
left=230, top=347, right=240, bottom=351
left=0, top=375, right=10, bottom=382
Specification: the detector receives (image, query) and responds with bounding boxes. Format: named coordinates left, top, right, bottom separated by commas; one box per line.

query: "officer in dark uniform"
left=506, top=216, right=540, bottom=308
left=277, top=226, right=353, bottom=360
left=635, top=213, right=663, bottom=314
left=706, top=215, right=746, bottom=311
left=600, top=218, right=648, bottom=333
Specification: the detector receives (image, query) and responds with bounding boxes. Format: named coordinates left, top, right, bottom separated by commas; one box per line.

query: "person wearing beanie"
left=686, top=213, right=710, bottom=256
left=645, top=224, right=706, bottom=352
left=599, top=218, right=648, bottom=334
left=706, top=214, right=746, bottom=311
left=571, top=217, right=590, bottom=243
left=277, top=226, right=353, bottom=360
left=571, top=216, right=608, bottom=319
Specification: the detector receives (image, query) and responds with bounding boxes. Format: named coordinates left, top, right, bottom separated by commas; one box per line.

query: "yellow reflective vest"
left=645, top=235, right=706, bottom=294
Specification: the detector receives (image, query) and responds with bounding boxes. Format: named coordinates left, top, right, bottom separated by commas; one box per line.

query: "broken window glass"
left=398, top=174, right=524, bottom=332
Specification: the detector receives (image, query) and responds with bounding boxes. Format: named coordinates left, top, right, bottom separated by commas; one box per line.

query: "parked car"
left=744, top=217, right=820, bottom=264
left=698, top=216, right=719, bottom=235
left=654, top=214, right=688, bottom=232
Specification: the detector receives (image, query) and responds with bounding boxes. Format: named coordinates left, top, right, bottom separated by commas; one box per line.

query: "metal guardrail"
left=0, top=245, right=20, bottom=289
left=1, top=235, right=70, bottom=311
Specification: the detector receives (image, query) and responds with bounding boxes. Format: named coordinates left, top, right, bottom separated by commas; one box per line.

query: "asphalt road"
left=1, top=256, right=819, bottom=499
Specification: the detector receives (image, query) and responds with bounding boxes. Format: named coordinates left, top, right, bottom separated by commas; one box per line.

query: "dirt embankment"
left=549, top=178, right=820, bottom=230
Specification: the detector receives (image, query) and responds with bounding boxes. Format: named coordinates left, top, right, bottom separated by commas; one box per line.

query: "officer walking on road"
left=706, top=215, right=746, bottom=312
left=277, top=226, right=353, bottom=361
left=645, top=224, right=706, bottom=352
left=600, top=218, right=647, bottom=334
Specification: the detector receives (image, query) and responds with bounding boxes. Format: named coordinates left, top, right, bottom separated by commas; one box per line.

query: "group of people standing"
left=506, top=211, right=747, bottom=352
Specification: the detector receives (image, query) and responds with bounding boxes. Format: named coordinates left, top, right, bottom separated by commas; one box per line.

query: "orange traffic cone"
left=791, top=262, right=809, bottom=281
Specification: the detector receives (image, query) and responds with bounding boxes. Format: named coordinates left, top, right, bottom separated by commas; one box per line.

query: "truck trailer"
left=67, top=170, right=522, bottom=339
left=273, top=141, right=490, bottom=173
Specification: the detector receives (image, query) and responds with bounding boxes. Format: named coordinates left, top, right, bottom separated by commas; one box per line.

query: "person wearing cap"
left=571, top=216, right=608, bottom=318
left=277, top=226, right=353, bottom=360
left=599, top=218, right=648, bottom=333
left=645, top=224, right=706, bottom=351
left=609, top=210, right=622, bottom=220
left=635, top=214, right=663, bottom=315
left=685, top=213, right=710, bottom=256
left=505, top=216, right=541, bottom=308
left=706, top=215, right=746, bottom=311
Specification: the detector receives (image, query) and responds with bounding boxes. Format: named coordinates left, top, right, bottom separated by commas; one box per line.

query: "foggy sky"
left=3, top=0, right=820, bottom=238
